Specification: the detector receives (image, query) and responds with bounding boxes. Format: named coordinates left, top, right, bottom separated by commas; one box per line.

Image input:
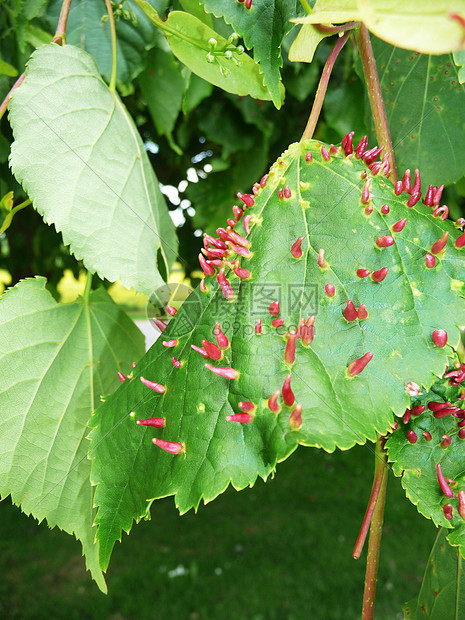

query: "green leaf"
left=9, top=44, right=177, bottom=296
left=200, top=0, right=302, bottom=108
left=386, top=368, right=465, bottom=558
left=23, top=23, right=53, bottom=48
left=47, top=0, right=169, bottom=89
left=403, top=529, right=465, bottom=619
left=288, top=24, right=333, bottom=63
left=90, top=138, right=465, bottom=570
left=182, top=70, right=214, bottom=114
left=369, top=38, right=465, bottom=189
left=0, top=277, right=145, bottom=592
left=0, top=57, right=19, bottom=77
left=323, top=71, right=367, bottom=137
left=453, top=50, right=465, bottom=84
left=294, top=0, right=465, bottom=55
left=138, top=46, right=185, bottom=136
left=135, top=1, right=274, bottom=101
left=179, top=0, right=213, bottom=26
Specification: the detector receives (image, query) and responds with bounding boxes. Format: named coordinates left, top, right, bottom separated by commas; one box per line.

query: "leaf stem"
left=0, top=198, right=31, bottom=234
left=314, top=22, right=359, bottom=35
left=356, top=24, right=397, bottom=183
left=298, top=0, right=312, bottom=13
left=104, top=0, right=118, bottom=93
left=360, top=436, right=389, bottom=620
left=0, top=0, right=73, bottom=120
left=83, top=271, right=93, bottom=303
left=301, top=31, right=350, bottom=141
left=0, top=73, right=25, bottom=122
left=52, top=0, right=73, bottom=44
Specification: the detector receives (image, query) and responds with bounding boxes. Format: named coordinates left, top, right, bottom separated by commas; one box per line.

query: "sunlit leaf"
left=9, top=44, right=177, bottom=295
left=0, top=277, right=145, bottom=592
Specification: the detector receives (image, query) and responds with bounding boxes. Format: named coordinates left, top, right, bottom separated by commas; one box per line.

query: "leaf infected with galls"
left=90, top=137, right=465, bottom=571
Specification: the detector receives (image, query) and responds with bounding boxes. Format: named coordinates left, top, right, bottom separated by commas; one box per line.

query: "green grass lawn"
left=0, top=444, right=435, bottom=620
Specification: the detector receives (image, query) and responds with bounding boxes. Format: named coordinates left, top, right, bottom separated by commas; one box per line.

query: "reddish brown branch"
left=356, top=24, right=397, bottom=183
left=301, top=31, right=350, bottom=140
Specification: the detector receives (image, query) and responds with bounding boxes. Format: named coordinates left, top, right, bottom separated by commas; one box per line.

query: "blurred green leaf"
left=453, top=50, right=465, bottom=84
left=403, top=529, right=465, bottom=619
left=324, top=72, right=367, bottom=137
left=0, top=57, right=18, bottom=77
left=138, top=46, right=185, bottom=136
left=182, top=70, right=214, bottom=114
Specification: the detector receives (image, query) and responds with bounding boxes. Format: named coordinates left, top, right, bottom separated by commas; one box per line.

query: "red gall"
left=202, top=339, right=222, bottom=361
left=268, top=390, right=280, bottom=412
left=406, top=430, right=418, bottom=444
left=214, top=322, right=229, bottom=349
left=436, top=463, right=455, bottom=498
left=392, top=218, right=406, bottom=232
left=347, top=352, right=373, bottom=377
left=343, top=300, right=358, bottom=322
left=226, top=413, right=253, bottom=423
left=325, top=283, right=336, bottom=297
left=205, top=364, right=240, bottom=380
left=282, top=374, right=295, bottom=406
left=431, top=231, right=448, bottom=254
left=425, top=253, right=436, bottom=268
left=137, top=418, right=165, bottom=428
left=432, top=329, right=447, bottom=348
left=140, top=376, right=166, bottom=393
left=375, top=235, right=395, bottom=248
left=152, top=438, right=185, bottom=454
left=239, top=401, right=255, bottom=413
left=371, top=267, right=389, bottom=282
left=289, top=404, right=303, bottom=430
left=291, top=237, right=303, bottom=259
left=269, top=300, right=280, bottom=315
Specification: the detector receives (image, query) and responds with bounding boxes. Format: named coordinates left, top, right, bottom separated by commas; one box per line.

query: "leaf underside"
left=294, top=0, right=465, bottom=55
left=0, top=277, right=145, bottom=591
left=90, top=138, right=465, bottom=570
left=371, top=38, right=465, bottom=189
left=9, top=44, right=177, bottom=296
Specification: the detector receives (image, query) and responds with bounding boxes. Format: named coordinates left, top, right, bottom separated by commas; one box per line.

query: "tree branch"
left=356, top=24, right=397, bottom=183
left=301, top=31, right=350, bottom=141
